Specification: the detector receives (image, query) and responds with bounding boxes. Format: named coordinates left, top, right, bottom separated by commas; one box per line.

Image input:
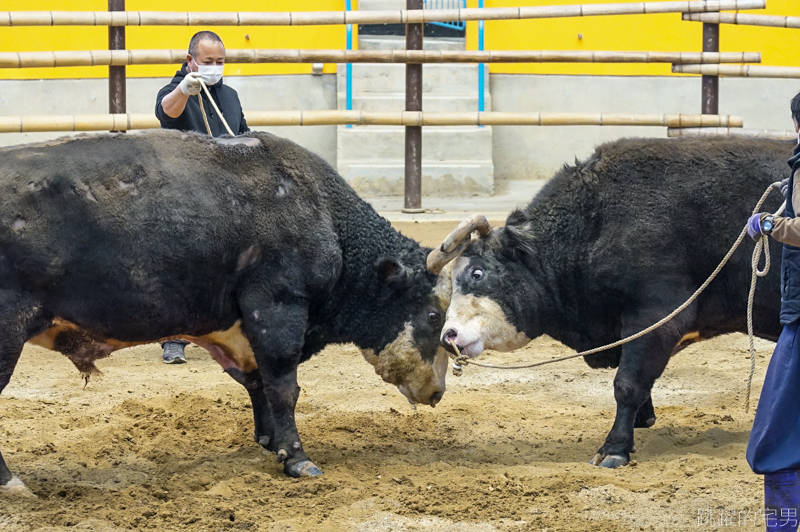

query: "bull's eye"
left=427, top=311, right=441, bottom=325
left=471, top=268, right=484, bottom=280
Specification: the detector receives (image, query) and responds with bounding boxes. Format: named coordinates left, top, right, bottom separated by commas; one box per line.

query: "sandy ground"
left=0, top=221, right=778, bottom=531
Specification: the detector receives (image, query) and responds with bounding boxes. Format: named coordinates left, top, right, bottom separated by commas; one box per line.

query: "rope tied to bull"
left=196, top=79, right=234, bottom=137
left=446, top=183, right=784, bottom=413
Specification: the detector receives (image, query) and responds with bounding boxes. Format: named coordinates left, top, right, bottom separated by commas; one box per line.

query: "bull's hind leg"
left=0, top=292, right=50, bottom=497
left=591, top=301, right=695, bottom=469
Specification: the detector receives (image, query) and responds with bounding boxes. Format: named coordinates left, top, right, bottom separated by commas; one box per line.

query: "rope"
left=744, top=200, right=785, bottom=412
left=448, top=184, right=784, bottom=413
left=195, top=78, right=234, bottom=137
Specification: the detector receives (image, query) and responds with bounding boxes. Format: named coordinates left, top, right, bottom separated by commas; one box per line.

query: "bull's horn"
left=426, top=214, right=491, bottom=275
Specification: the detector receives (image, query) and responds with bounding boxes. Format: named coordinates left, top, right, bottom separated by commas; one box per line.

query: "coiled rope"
left=449, top=183, right=784, bottom=412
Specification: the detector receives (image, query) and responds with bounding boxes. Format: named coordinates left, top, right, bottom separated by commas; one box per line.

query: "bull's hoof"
left=257, top=435, right=271, bottom=449
left=0, top=476, right=37, bottom=498
left=598, top=454, right=630, bottom=469
left=284, top=459, right=323, bottom=478
left=634, top=416, right=656, bottom=429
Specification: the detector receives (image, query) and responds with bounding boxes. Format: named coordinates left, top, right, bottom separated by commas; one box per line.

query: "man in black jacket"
left=155, top=31, right=249, bottom=363
left=156, top=31, right=249, bottom=138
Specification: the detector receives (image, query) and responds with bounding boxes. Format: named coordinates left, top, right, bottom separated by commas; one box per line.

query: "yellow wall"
left=465, top=0, right=800, bottom=75
left=2, top=0, right=798, bottom=79
left=0, top=0, right=348, bottom=79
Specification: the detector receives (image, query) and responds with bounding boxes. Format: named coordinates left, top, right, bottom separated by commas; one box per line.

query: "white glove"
left=179, top=72, right=203, bottom=96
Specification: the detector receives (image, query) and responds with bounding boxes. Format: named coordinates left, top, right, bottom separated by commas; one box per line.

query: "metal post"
left=403, top=0, right=424, bottom=213
left=701, top=22, right=719, bottom=115
left=108, top=0, right=126, bottom=129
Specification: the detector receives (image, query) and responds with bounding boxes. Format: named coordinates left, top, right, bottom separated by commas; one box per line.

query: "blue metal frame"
left=478, top=0, right=485, bottom=115
left=345, top=0, right=480, bottom=119
left=345, top=0, right=353, bottom=127
left=425, top=0, right=467, bottom=31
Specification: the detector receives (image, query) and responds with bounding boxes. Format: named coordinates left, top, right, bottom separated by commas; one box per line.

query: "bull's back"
left=612, top=138, right=792, bottom=338
left=579, top=137, right=789, bottom=340
left=0, top=131, right=342, bottom=337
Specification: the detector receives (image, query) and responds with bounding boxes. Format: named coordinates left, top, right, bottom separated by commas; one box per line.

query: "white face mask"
left=193, top=62, right=224, bottom=86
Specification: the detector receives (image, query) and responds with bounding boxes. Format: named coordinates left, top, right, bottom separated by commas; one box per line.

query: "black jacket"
left=779, top=143, right=800, bottom=325
left=155, top=63, right=249, bottom=137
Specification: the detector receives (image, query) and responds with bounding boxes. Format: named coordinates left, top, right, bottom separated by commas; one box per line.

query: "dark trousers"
left=747, top=320, right=800, bottom=474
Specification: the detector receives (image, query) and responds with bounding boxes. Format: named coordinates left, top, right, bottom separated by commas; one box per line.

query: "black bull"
left=438, top=137, right=789, bottom=468
left=0, top=130, right=449, bottom=494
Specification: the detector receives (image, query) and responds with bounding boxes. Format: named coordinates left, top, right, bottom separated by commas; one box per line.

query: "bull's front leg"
left=239, top=292, right=322, bottom=478
left=223, top=368, right=275, bottom=450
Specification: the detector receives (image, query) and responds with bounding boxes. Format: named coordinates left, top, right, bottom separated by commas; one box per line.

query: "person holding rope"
left=154, top=31, right=249, bottom=364
left=745, top=91, right=800, bottom=532
left=156, top=30, right=249, bottom=138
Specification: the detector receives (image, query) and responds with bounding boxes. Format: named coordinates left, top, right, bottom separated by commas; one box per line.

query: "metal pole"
left=701, top=22, right=719, bottom=114
left=108, top=0, right=126, bottom=129
left=403, top=0, right=424, bottom=213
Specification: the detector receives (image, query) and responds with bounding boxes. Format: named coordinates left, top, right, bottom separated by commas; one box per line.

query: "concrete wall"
left=0, top=74, right=338, bottom=166
left=490, top=75, right=800, bottom=181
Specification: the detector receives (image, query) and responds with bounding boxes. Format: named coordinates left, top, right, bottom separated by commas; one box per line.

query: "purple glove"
left=747, top=213, right=763, bottom=241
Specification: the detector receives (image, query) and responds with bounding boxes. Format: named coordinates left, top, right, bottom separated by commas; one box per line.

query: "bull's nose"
left=428, top=390, right=444, bottom=407
left=441, top=328, right=458, bottom=350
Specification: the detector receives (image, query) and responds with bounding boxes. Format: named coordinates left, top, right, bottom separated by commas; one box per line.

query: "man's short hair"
left=188, top=31, right=224, bottom=57
left=792, top=91, right=800, bottom=124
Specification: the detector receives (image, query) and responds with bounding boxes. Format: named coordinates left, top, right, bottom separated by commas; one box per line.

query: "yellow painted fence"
left=0, top=0, right=798, bottom=80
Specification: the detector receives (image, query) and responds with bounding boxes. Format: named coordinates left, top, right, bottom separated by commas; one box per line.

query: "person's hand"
left=773, top=178, right=789, bottom=198
left=179, top=72, right=203, bottom=96
left=747, top=213, right=764, bottom=241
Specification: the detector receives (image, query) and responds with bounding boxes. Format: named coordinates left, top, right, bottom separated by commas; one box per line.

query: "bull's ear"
left=499, top=226, right=530, bottom=263
left=376, top=258, right=410, bottom=289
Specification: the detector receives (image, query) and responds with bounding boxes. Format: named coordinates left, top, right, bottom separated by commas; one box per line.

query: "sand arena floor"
left=0, top=221, right=775, bottom=531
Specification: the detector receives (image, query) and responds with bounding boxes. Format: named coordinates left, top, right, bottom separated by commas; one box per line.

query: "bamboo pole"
left=0, top=112, right=743, bottom=133
left=673, top=64, right=800, bottom=78
left=0, top=114, right=157, bottom=133
left=668, top=127, right=797, bottom=141
left=683, top=12, right=800, bottom=29
left=0, top=1, right=766, bottom=27
left=0, top=49, right=763, bottom=68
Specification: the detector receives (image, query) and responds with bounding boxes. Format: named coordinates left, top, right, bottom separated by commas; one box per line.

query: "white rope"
left=450, top=184, right=785, bottom=414
left=196, top=78, right=234, bottom=137
left=745, top=199, right=786, bottom=412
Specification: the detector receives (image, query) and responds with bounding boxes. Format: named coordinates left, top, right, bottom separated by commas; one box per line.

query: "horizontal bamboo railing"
left=0, top=112, right=744, bottom=133
left=0, top=1, right=765, bottom=26
left=683, top=12, right=800, bottom=29
left=668, top=127, right=797, bottom=140
left=673, top=64, right=800, bottom=78
left=0, top=50, right=763, bottom=68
